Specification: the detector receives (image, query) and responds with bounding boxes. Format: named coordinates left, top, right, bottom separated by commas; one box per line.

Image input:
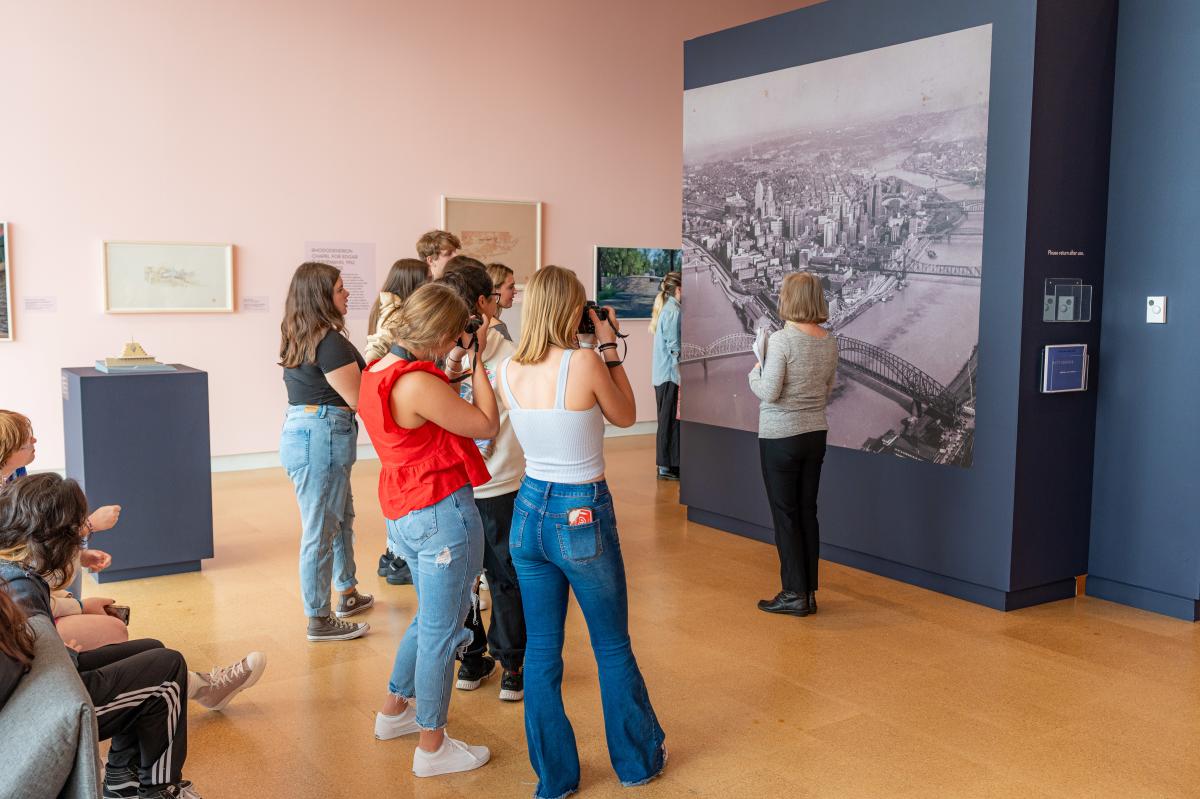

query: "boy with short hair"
left=416, top=230, right=461, bottom=279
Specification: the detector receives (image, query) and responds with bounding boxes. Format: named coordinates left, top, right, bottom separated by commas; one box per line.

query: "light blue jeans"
left=280, top=405, right=358, bottom=618
left=386, top=484, right=483, bottom=729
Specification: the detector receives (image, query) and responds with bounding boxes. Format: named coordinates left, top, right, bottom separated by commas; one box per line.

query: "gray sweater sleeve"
left=748, top=336, right=788, bottom=402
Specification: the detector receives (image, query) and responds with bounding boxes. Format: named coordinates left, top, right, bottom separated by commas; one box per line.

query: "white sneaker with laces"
left=191, top=652, right=267, bottom=711
left=375, top=703, right=421, bottom=740
left=412, top=733, right=491, bottom=777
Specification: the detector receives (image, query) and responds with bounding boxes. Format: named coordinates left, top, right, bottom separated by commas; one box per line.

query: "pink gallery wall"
left=0, top=0, right=812, bottom=469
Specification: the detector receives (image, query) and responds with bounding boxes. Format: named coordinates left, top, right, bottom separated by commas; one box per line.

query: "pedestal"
left=62, top=365, right=214, bottom=582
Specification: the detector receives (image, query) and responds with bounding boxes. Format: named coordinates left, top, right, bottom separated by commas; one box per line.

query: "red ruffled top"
left=359, top=359, right=490, bottom=519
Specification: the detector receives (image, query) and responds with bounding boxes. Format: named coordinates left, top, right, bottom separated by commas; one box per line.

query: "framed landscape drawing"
left=594, top=246, right=682, bottom=319
left=441, top=196, right=542, bottom=285
left=0, top=222, right=11, bottom=341
left=104, top=241, right=235, bottom=313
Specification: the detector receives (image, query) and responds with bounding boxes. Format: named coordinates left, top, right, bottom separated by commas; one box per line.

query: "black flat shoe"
left=377, top=551, right=394, bottom=577
left=757, top=591, right=812, bottom=617
left=657, top=468, right=680, bottom=481
left=808, top=591, right=818, bottom=614
left=385, top=557, right=414, bottom=586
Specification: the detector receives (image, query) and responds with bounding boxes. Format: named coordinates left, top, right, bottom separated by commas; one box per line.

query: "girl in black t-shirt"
left=279, top=262, right=373, bottom=642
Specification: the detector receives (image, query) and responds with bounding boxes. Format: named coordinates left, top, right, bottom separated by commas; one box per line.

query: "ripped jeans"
left=385, top=484, right=483, bottom=730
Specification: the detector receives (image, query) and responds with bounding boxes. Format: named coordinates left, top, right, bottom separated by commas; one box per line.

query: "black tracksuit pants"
left=759, top=431, right=827, bottom=596
left=77, top=639, right=189, bottom=789
left=461, top=490, right=527, bottom=671
left=654, top=381, right=680, bottom=472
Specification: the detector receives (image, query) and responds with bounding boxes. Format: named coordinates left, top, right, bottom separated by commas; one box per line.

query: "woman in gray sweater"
left=748, top=272, right=838, bottom=617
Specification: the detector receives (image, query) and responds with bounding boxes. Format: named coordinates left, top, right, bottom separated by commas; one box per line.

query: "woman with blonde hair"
left=649, top=271, right=682, bottom=480
left=485, top=262, right=516, bottom=341
left=749, top=271, right=838, bottom=617
left=279, top=262, right=372, bottom=641
left=359, top=281, right=500, bottom=777
left=500, top=265, right=665, bottom=799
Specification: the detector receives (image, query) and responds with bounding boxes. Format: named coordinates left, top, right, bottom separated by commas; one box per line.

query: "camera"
left=578, top=301, right=610, bottom=335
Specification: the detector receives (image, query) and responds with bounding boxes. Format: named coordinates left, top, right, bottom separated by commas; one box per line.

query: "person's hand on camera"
left=593, top=306, right=620, bottom=346
left=80, top=549, right=112, bottom=572
left=89, top=505, right=121, bottom=532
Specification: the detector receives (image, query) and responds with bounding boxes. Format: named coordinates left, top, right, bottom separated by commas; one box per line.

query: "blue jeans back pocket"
left=557, top=520, right=602, bottom=562
left=280, top=428, right=311, bottom=474
left=399, top=504, right=439, bottom=547
left=510, top=505, right=529, bottom=551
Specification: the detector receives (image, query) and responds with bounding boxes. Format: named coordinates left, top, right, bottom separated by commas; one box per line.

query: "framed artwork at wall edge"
left=441, top=196, right=542, bottom=286
left=594, top=246, right=682, bottom=320
left=103, top=241, right=235, bottom=313
left=0, top=222, right=11, bottom=341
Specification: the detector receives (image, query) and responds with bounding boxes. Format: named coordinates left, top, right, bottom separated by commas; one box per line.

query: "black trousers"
left=759, top=431, right=826, bottom=595
left=655, top=381, right=680, bottom=472
left=77, top=638, right=189, bottom=789
left=461, top=490, right=527, bottom=671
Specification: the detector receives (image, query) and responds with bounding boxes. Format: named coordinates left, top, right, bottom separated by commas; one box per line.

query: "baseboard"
left=207, top=420, right=657, bottom=473
left=686, top=507, right=1076, bottom=612
left=1085, top=575, right=1200, bottom=622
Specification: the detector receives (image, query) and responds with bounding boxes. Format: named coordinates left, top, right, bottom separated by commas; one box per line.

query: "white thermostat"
left=1146, top=296, right=1167, bottom=324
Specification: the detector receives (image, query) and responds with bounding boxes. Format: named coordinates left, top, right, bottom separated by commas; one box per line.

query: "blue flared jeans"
left=385, top=484, right=483, bottom=730
left=511, top=476, right=665, bottom=799
left=280, top=405, right=358, bottom=618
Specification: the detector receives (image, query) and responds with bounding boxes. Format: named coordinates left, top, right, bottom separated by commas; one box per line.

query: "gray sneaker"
left=307, top=615, right=369, bottom=642
left=335, top=589, right=374, bottom=618
left=191, top=652, right=267, bottom=711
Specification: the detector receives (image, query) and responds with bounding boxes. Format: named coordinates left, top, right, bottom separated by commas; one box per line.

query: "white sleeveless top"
left=499, top=349, right=605, bottom=484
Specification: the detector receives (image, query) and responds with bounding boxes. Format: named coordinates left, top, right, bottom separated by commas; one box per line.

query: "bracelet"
left=605, top=359, right=624, bottom=368
left=597, top=342, right=618, bottom=352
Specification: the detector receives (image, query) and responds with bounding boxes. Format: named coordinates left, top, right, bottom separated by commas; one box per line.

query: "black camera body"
left=578, top=301, right=610, bottom=335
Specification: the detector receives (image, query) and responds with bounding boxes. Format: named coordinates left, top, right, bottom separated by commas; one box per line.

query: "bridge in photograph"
left=682, top=333, right=964, bottom=417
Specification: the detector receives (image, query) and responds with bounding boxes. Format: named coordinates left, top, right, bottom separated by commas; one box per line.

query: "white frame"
left=103, top=241, right=235, bottom=314
left=0, top=222, right=11, bottom=342
left=440, top=196, right=542, bottom=286
left=593, top=245, right=682, bottom=320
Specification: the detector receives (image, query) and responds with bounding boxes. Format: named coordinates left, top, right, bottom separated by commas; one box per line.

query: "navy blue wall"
left=684, top=0, right=1038, bottom=607
left=1088, top=1, right=1200, bottom=621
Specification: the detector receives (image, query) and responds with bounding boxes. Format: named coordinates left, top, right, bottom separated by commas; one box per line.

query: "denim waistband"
left=520, top=475, right=609, bottom=502
left=285, top=404, right=354, bottom=419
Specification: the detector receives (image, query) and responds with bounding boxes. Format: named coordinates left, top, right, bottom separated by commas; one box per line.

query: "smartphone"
left=105, top=605, right=131, bottom=625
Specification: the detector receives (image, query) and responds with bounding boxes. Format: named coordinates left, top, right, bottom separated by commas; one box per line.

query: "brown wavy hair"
left=0, top=473, right=88, bottom=590
left=279, top=262, right=346, bottom=368
left=0, top=410, right=33, bottom=468
left=0, top=589, right=35, bottom=668
left=368, top=259, right=431, bottom=335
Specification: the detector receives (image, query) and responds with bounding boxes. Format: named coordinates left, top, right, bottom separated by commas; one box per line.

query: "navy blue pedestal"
left=62, top=366, right=214, bottom=583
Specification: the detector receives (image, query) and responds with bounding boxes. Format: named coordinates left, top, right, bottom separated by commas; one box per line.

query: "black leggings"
left=78, top=638, right=189, bottom=789
left=759, top=431, right=826, bottom=595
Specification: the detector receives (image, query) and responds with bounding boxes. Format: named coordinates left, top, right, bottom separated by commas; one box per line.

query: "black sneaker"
left=102, top=765, right=139, bottom=799
left=657, top=467, right=680, bottom=481
left=455, top=656, right=496, bottom=690
left=385, top=557, right=414, bottom=586
left=499, top=669, right=524, bottom=702
left=139, top=781, right=202, bottom=799
left=377, top=551, right=395, bottom=577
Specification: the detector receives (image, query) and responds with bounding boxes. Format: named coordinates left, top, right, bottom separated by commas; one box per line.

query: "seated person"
left=0, top=588, right=35, bottom=711
left=0, top=474, right=264, bottom=799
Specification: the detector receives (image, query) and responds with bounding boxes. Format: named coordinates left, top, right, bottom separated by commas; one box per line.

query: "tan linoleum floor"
left=96, top=436, right=1200, bottom=798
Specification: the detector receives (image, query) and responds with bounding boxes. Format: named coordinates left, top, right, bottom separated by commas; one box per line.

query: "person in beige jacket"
left=364, top=259, right=431, bottom=362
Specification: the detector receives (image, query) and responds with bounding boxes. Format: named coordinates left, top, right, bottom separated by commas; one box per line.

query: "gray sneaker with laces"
left=191, top=651, right=267, bottom=711
left=307, top=615, right=369, bottom=641
left=335, top=589, right=374, bottom=618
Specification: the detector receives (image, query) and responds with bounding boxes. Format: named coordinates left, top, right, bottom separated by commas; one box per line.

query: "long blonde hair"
left=513, top=266, right=585, bottom=365
left=648, top=271, right=682, bottom=334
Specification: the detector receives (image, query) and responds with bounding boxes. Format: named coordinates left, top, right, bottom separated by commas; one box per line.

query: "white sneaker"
left=412, top=733, right=491, bottom=777
left=375, top=704, right=421, bottom=740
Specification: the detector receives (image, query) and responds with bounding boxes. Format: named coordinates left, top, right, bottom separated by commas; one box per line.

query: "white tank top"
left=500, top=349, right=605, bottom=484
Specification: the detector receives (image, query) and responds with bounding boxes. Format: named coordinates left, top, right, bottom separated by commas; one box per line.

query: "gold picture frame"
left=441, top=196, right=542, bottom=286
left=103, top=241, right=235, bottom=313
